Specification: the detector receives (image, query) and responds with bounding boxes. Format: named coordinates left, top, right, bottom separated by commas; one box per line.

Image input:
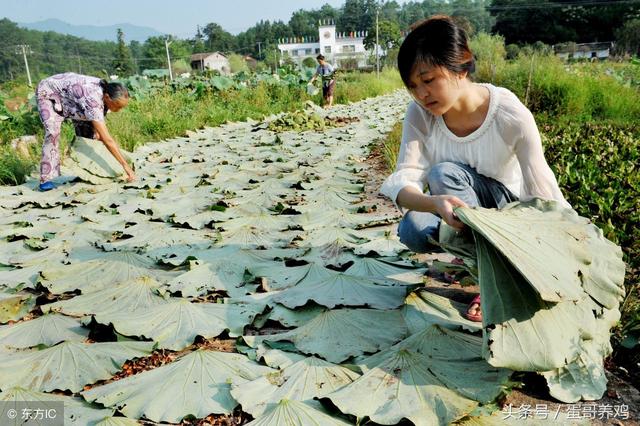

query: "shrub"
left=228, top=53, right=249, bottom=74
left=302, top=57, right=317, bottom=68
left=469, top=32, right=506, bottom=83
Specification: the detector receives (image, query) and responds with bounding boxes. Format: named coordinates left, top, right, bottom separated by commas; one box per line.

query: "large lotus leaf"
left=541, top=339, right=607, bottom=403
left=402, top=290, right=482, bottom=334
left=328, top=325, right=511, bottom=426
left=0, top=262, right=53, bottom=289
left=93, top=299, right=262, bottom=350
left=0, top=205, right=66, bottom=225
left=456, top=200, right=625, bottom=308
left=253, top=344, right=308, bottom=369
left=475, top=236, right=601, bottom=371
left=302, top=226, right=367, bottom=247
left=148, top=190, right=218, bottom=222
left=171, top=209, right=230, bottom=230
left=540, top=305, right=620, bottom=403
left=343, top=256, right=426, bottom=284
left=83, top=349, right=274, bottom=422
left=353, top=229, right=408, bottom=257
left=249, top=308, right=408, bottom=363
left=98, top=221, right=214, bottom=252
left=172, top=246, right=305, bottom=269
left=273, top=268, right=414, bottom=310
left=166, top=260, right=256, bottom=297
left=220, top=225, right=292, bottom=248
left=295, top=209, right=391, bottom=231
left=248, top=261, right=319, bottom=291
left=0, top=239, right=67, bottom=267
left=0, top=313, right=88, bottom=349
left=246, top=399, right=351, bottom=426
left=259, top=303, right=325, bottom=328
left=300, top=179, right=364, bottom=194
left=0, top=341, right=154, bottom=392
left=1, top=186, right=75, bottom=210
left=69, top=136, right=132, bottom=178
left=221, top=214, right=289, bottom=233
left=298, top=246, right=356, bottom=267
left=233, top=191, right=294, bottom=210
left=39, top=251, right=176, bottom=294
left=0, top=289, right=36, bottom=323
left=295, top=193, right=358, bottom=211
left=43, top=277, right=168, bottom=316
left=231, top=356, right=360, bottom=416
left=0, top=387, right=115, bottom=425
left=63, top=161, right=116, bottom=185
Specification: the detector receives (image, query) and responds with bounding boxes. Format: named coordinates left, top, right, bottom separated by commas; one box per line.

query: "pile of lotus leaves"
left=267, top=109, right=359, bottom=132
left=0, top=90, right=624, bottom=425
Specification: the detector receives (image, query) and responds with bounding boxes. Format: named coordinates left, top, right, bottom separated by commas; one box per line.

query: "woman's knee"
left=397, top=211, right=440, bottom=253
left=427, top=162, right=471, bottom=195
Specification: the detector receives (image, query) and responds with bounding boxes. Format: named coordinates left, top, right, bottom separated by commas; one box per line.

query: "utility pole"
left=275, top=48, right=279, bottom=74
left=164, top=36, right=173, bottom=81
left=16, top=44, right=33, bottom=86
left=375, top=8, right=380, bottom=78
left=75, top=47, right=82, bottom=73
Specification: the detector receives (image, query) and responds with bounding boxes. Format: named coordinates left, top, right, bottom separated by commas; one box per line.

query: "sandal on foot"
left=465, top=294, right=482, bottom=322
left=443, top=271, right=460, bottom=285
left=38, top=181, right=57, bottom=192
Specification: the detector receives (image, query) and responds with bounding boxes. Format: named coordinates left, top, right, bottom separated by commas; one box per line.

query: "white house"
left=277, top=20, right=373, bottom=69
left=554, top=42, right=613, bottom=60
left=190, top=52, right=231, bottom=74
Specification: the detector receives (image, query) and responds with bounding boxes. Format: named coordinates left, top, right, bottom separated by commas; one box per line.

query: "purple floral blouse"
left=38, top=72, right=106, bottom=122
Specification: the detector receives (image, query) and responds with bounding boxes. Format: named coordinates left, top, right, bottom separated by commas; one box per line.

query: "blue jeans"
left=397, top=162, right=519, bottom=253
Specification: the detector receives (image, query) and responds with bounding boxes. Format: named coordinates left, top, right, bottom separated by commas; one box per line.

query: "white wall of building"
left=277, top=22, right=373, bottom=69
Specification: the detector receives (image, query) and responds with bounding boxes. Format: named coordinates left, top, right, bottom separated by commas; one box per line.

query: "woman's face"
left=104, top=94, right=129, bottom=113
left=407, top=63, right=465, bottom=116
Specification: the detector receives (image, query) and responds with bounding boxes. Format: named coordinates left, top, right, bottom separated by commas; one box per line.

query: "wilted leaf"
left=0, top=387, right=114, bottom=425
left=248, top=308, right=408, bottom=363
left=327, top=325, right=511, bottom=426
left=93, top=299, right=262, bottom=350
left=0, top=341, right=154, bottom=392
left=83, top=349, right=274, bottom=423
left=231, top=356, right=360, bottom=416
left=0, top=313, right=88, bottom=349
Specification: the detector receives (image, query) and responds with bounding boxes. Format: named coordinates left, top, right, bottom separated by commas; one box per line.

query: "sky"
left=1, top=0, right=406, bottom=38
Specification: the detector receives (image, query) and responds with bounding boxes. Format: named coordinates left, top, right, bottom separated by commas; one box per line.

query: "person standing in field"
left=380, top=15, right=569, bottom=322
left=35, top=72, right=135, bottom=191
left=309, top=54, right=336, bottom=108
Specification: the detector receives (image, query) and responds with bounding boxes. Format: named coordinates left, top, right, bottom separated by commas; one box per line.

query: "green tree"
left=141, top=36, right=191, bottom=72
left=615, top=19, right=640, bottom=56
left=302, top=57, right=317, bottom=68
left=128, top=40, right=142, bottom=74
left=191, top=25, right=207, bottom=54
left=202, top=23, right=237, bottom=53
left=450, top=0, right=494, bottom=34
left=364, top=20, right=401, bottom=51
left=113, top=28, right=134, bottom=76
left=338, top=0, right=379, bottom=32
left=491, top=0, right=640, bottom=45
left=228, top=53, right=249, bottom=73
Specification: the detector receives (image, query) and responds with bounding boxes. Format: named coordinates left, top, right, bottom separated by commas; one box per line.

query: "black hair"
left=316, top=54, right=325, bottom=61
left=99, top=80, right=129, bottom=100
left=397, top=15, right=475, bottom=88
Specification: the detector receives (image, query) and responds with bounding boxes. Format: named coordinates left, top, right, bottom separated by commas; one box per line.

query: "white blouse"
left=380, top=83, right=570, bottom=210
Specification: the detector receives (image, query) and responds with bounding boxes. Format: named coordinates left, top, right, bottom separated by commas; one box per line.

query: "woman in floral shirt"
left=36, top=72, right=135, bottom=190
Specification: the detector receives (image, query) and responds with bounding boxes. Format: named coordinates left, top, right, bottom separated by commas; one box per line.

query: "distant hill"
left=18, top=19, right=163, bottom=42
